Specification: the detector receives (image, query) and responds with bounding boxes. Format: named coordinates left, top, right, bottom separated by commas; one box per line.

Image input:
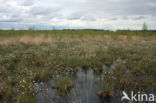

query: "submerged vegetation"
left=0, top=30, right=155, bottom=103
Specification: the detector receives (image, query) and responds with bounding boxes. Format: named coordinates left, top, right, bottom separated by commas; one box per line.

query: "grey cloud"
left=22, top=0, right=34, bottom=6
left=29, top=6, right=61, bottom=16
left=133, top=16, right=146, bottom=20
left=77, top=0, right=156, bottom=16
left=109, top=18, right=118, bottom=21
left=0, top=0, right=156, bottom=30
left=67, top=16, right=96, bottom=21
left=122, top=16, right=129, bottom=20
left=67, top=12, right=96, bottom=21
left=0, top=19, right=22, bottom=22
left=67, top=16, right=80, bottom=20
left=80, top=16, right=96, bottom=21
left=64, top=0, right=156, bottom=24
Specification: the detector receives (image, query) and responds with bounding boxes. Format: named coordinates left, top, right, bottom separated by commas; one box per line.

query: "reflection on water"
left=35, top=63, right=155, bottom=103
left=35, top=67, right=119, bottom=103
left=70, top=68, right=100, bottom=103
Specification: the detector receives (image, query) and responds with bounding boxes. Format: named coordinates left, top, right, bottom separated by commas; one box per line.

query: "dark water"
left=35, top=63, right=155, bottom=103
left=34, top=67, right=121, bottom=103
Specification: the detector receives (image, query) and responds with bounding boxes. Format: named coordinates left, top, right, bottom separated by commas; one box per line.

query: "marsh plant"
left=0, top=30, right=155, bottom=103
left=52, top=77, right=74, bottom=97
left=97, top=72, right=116, bottom=98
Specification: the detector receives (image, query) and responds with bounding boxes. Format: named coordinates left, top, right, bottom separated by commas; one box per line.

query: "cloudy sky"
left=0, top=0, right=156, bottom=30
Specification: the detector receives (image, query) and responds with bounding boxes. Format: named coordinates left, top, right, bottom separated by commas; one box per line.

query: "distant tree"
left=142, top=22, right=148, bottom=31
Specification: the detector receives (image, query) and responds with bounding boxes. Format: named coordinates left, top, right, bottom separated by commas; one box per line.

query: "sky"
left=0, top=0, right=156, bottom=30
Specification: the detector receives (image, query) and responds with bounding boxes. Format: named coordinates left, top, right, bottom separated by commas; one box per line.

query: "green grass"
left=97, top=72, right=116, bottom=98
left=0, top=30, right=155, bottom=103
left=0, top=29, right=156, bottom=37
left=52, top=77, right=74, bottom=97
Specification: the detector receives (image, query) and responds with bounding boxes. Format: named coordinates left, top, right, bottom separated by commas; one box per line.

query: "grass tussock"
left=0, top=30, right=155, bottom=103
left=97, top=73, right=116, bottom=98
left=52, top=77, right=74, bottom=97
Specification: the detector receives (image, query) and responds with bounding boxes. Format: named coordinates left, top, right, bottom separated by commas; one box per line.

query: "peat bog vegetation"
left=0, top=30, right=156, bottom=103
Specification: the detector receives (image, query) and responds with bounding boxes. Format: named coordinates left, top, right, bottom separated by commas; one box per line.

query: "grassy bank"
left=0, top=30, right=156, bottom=103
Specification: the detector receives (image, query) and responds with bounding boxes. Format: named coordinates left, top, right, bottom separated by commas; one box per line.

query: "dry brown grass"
left=0, top=35, right=155, bottom=46
left=0, top=37, right=18, bottom=46
left=18, top=35, right=53, bottom=45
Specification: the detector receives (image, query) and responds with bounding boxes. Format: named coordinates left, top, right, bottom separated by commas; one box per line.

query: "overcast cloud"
left=0, top=0, right=156, bottom=30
